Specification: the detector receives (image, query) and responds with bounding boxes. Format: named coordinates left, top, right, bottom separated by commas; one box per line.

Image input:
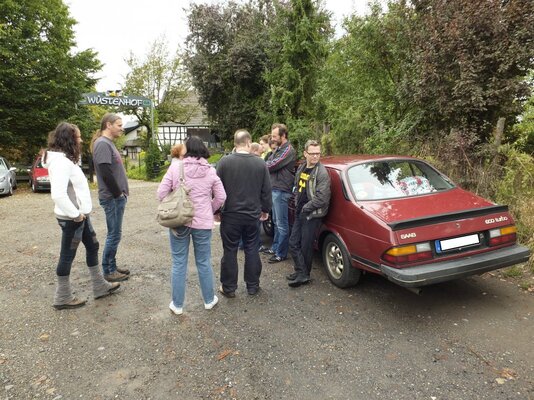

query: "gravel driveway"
left=1, top=180, right=533, bottom=399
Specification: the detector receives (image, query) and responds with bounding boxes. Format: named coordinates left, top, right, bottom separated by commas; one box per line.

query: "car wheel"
left=7, top=180, right=13, bottom=196
left=262, top=213, right=274, bottom=237
left=31, top=180, right=37, bottom=192
left=322, top=234, right=361, bottom=288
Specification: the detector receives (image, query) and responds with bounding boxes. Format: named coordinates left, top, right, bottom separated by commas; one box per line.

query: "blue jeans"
left=271, top=189, right=292, bottom=258
left=56, top=217, right=99, bottom=276
left=99, top=195, right=127, bottom=274
left=169, top=227, right=215, bottom=308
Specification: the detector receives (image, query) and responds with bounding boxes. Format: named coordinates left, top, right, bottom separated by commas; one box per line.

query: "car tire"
left=7, top=180, right=13, bottom=196
left=322, top=234, right=361, bottom=288
left=31, top=180, right=37, bottom=193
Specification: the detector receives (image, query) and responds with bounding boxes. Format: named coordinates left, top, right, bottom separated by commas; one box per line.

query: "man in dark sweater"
left=216, top=130, right=272, bottom=296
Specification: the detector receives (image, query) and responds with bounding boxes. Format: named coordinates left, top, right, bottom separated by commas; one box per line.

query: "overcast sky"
left=66, top=0, right=373, bottom=92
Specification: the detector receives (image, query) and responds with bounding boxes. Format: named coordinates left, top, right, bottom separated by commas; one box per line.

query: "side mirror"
left=9, top=167, right=16, bottom=172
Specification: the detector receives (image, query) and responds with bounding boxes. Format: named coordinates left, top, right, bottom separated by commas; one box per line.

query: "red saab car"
left=317, top=155, right=530, bottom=290
left=29, top=155, right=50, bottom=192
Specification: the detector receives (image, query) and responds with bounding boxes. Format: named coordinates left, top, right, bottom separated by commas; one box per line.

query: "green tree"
left=185, top=1, right=273, bottom=141
left=0, top=0, right=101, bottom=159
left=122, top=37, right=193, bottom=142
left=265, top=0, right=332, bottom=122
left=509, top=73, right=534, bottom=154
left=317, top=1, right=420, bottom=154
left=412, top=0, right=534, bottom=142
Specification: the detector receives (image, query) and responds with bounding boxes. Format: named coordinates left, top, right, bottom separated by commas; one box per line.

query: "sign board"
left=79, top=92, right=152, bottom=108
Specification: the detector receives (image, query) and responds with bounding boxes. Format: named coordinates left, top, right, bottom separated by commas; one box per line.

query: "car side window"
left=0, top=159, right=7, bottom=171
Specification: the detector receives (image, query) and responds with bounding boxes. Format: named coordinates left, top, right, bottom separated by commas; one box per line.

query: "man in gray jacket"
left=287, top=140, right=331, bottom=287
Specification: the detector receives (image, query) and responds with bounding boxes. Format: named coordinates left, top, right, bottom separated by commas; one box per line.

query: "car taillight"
left=489, top=226, right=517, bottom=246
left=383, top=243, right=433, bottom=264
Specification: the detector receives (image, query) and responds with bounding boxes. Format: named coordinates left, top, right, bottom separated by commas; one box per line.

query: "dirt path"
left=1, top=180, right=533, bottom=399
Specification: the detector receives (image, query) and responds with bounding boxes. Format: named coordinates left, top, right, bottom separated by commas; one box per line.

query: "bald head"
left=234, top=129, right=251, bottom=150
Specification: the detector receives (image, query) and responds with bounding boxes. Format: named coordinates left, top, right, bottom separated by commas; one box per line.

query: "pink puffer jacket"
left=157, top=157, right=226, bottom=229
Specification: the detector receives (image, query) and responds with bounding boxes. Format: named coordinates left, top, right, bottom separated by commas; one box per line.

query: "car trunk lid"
left=361, top=188, right=496, bottom=228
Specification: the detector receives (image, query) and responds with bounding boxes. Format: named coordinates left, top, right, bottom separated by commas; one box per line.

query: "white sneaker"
left=204, top=295, right=219, bottom=310
left=169, top=301, right=183, bottom=315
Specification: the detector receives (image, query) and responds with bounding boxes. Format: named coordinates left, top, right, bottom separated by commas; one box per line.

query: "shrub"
left=145, top=142, right=163, bottom=180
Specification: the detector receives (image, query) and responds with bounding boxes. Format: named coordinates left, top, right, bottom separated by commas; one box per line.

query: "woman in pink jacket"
left=157, top=137, right=226, bottom=315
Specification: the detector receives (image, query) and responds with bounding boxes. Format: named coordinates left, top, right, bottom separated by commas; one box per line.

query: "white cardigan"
left=43, top=151, right=92, bottom=219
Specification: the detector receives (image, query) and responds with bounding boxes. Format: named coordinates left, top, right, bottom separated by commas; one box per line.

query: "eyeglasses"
left=306, top=152, right=321, bottom=156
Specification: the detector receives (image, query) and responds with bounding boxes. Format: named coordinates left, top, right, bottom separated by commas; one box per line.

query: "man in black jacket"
left=264, top=123, right=296, bottom=263
left=287, top=140, right=331, bottom=287
left=217, top=130, right=272, bottom=296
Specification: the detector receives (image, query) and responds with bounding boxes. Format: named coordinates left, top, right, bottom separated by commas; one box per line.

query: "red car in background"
left=29, top=155, right=50, bottom=192
left=315, top=155, right=530, bottom=290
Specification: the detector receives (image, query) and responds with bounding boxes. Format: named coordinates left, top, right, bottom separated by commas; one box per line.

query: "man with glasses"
left=287, top=140, right=331, bottom=287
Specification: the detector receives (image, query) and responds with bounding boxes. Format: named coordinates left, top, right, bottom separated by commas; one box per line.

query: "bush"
left=494, top=146, right=534, bottom=258
left=145, top=142, right=163, bottom=180
left=126, top=164, right=146, bottom=180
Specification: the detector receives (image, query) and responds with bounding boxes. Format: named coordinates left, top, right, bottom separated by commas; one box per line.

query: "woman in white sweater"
left=43, top=122, right=120, bottom=309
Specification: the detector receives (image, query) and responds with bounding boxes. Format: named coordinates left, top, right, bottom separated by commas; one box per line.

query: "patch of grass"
left=208, top=153, right=223, bottom=164
left=501, top=266, right=523, bottom=278
left=518, top=280, right=533, bottom=291
left=127, top=164, right=146, bottom=180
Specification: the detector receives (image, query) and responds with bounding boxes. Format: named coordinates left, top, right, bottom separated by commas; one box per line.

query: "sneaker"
left=204, top=295, right=219, bottom=310
left=260, top=247, right=275, bottom=255
left=116, top=267, right=130, bottom=275
left=104, top=271, right=129, bottom=282
left=169, top=301, right=183, bottom=315
left=268, top=255, right=286, bottom=264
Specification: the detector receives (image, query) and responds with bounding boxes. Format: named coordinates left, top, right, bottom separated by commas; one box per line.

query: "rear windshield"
left=347, top=160, right=455, bottom=200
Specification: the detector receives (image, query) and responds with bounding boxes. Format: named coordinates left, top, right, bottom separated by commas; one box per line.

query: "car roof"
left=320, top=155, right=420, bottom=171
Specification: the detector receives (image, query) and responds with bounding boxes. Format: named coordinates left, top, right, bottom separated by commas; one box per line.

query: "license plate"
left=436, top=234, right=480, bottom=253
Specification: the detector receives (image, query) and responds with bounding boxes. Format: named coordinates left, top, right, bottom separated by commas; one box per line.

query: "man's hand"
left=73, top=214, right=86, bottom=222
left=259, top=212, right=269, bottom=221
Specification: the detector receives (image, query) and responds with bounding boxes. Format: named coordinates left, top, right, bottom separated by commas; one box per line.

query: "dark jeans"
left=220, top=219, right=262, bottom=293
left=99, top=195, right=127, bottom=274
left=288, top=213, right=322, bottom=279
left=56, top=217, right=99, bottom=276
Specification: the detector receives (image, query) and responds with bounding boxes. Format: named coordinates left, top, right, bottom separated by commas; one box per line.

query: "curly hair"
left=171, top=143, right=186, bottom=159
left=46, top=122, right=81, bottom=164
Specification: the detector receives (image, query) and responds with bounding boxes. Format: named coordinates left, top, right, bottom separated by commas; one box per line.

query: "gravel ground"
left=1, top=180, right=533, bottom=400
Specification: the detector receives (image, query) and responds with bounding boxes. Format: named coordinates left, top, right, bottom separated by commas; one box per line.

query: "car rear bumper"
left=380, top=245, right=531, bottom=287
left=34, top=181, right=51, bottom=191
